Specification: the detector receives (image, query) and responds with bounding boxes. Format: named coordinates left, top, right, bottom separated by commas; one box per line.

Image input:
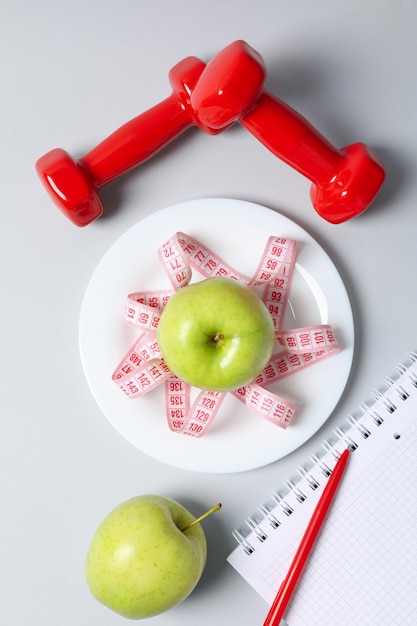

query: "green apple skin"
left=85, top=495, right=207, bottom=619
left=156, top=277, right=276, bottom=391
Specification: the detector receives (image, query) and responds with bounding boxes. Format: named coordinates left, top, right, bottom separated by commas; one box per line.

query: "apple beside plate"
left=85, top=495, right=208, bottom=619
left=79, top=198, right=354, bottom=473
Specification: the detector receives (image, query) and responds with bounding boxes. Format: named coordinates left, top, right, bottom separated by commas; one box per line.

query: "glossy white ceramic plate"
left=79, top=198, right=354, bottom=473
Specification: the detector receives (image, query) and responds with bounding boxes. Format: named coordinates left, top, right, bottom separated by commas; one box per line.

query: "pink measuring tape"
left=112, top=233, right=340, bottom=437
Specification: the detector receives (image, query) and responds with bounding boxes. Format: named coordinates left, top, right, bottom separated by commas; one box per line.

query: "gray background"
left=1, top=1, right=416, bottom=624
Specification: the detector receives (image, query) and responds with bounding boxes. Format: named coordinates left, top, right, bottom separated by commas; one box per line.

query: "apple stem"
left=210, top=333, right=224, bottom=347
left=180, top=503, right=222, bottom=532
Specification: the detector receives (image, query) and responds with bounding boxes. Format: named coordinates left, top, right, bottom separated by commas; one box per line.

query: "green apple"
left=156, top=276, right=275, bottom=391
left=85, top=495, right=209, bottom=619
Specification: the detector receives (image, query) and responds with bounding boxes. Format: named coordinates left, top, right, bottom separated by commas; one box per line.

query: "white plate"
left=79, top=198, right=354, bottom=473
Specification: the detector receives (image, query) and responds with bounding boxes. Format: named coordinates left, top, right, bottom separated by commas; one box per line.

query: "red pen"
left=263, top=447, right=351, bottom=626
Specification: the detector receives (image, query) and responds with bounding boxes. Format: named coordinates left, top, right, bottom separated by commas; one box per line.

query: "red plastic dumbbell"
left=191, top=40, right=385, bottom=224
left=36, top=40, right=385, bottom=226
left=36, top=48, right=265, bottom=226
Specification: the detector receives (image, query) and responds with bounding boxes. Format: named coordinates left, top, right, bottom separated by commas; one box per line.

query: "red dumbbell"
left=191, top=40, right=385, bottom=224
left=37, top=40, right=385, bottom=226
left=36, top=48, right=265, bottom=226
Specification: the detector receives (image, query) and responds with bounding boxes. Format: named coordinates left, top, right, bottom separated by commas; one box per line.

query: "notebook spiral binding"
left=232, top=350, right=417, bottom=556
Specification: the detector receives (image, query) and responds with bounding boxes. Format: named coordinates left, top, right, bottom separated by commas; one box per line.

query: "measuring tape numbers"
left=112, top=232, right=340, bottom=437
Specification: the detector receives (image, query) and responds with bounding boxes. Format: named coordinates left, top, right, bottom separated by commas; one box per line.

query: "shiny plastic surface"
left=240, top=92, right=386, bottom=223
left=35, top=40, right=385, bottom=226
left=36, top=56, right=210, bottom=226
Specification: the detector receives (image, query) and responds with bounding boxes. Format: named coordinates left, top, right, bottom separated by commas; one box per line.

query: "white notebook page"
left=228, top=354, right=417, bottom=625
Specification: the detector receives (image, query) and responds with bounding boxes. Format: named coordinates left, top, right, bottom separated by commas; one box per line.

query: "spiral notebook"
left=227, top=350, right=417, bottom=625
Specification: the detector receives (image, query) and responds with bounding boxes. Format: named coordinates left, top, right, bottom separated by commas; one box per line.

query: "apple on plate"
left=85, top=495, right=219, bottom=619
left=156, top=276, right=275, bottom=391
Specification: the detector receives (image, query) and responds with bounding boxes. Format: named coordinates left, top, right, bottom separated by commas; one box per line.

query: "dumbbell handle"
left=84, top=96, right=191, bottom=187
left=241, top=91, right=342, bottom=183
left=239, top=91, right=385, bottom=223
left=80, top=55, right=221, bottom=189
